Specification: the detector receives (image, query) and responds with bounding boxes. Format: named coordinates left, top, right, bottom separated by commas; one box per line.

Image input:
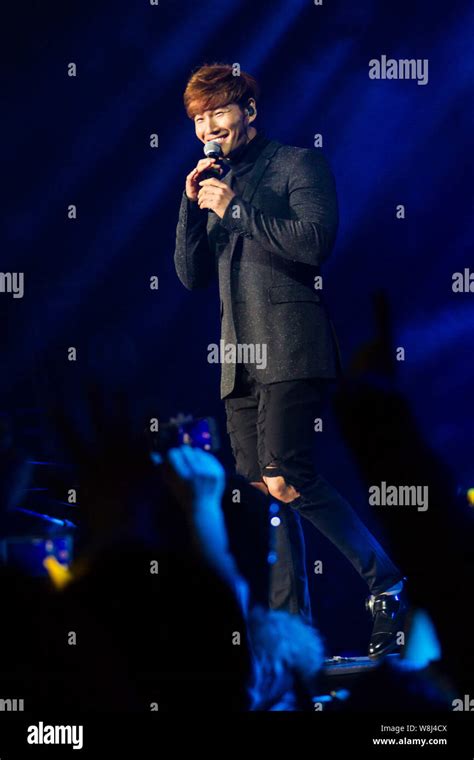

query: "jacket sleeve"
left=174, top=190, right=217, bottom=290
left=219, top=149, right=339, bottom=266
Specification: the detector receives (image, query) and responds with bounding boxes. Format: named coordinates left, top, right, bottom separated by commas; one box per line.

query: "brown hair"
left=183, top=62, right=260, bottom=120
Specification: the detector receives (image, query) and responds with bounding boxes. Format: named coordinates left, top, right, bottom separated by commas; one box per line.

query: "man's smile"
left=206, top=135, right=228, bottom=143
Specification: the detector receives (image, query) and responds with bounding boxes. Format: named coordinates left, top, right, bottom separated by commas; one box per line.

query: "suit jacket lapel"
left=226, top=139, right=282, bottom=256
left=240, top=138, right=282, bottom=204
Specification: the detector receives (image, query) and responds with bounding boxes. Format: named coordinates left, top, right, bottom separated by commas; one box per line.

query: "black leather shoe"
left=366, top=584, right=409, bottom=660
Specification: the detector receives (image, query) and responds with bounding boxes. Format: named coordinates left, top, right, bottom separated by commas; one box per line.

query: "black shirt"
left=220, top=131, right=271, bottom=393
left=222, top=131, right=271, bottom=194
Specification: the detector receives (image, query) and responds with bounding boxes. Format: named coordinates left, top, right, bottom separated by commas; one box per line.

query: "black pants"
left=224, top=365, right=403, bottom=625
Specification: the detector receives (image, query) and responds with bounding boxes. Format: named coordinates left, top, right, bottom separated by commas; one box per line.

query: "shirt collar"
left=223, top=131, right=270, bottom=171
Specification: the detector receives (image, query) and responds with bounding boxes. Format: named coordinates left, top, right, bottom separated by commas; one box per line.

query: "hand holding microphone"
left=185, top=139, right=226, bottom=202
left=185, top=139, right=235, bottom=218
left=185, top=157, right=223, bottom=202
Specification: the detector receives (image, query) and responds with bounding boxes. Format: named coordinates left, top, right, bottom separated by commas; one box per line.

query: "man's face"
left=193, top=102, right=250, bottom=157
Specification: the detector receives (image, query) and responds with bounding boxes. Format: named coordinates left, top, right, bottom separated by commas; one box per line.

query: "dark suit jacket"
left=174, top=138, right=343, bottom=399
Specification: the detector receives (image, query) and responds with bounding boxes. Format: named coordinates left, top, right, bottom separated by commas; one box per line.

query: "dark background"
left=2, top=0, right=473, bottom=654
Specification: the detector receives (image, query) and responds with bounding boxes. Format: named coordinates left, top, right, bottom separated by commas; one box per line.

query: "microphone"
left=199, top=140, right=229, bottom=181
left=204, top=139, right=223, bottom=160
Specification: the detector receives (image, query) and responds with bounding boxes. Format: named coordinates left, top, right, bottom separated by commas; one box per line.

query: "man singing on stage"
left=174, top=63, right=407, bottom=659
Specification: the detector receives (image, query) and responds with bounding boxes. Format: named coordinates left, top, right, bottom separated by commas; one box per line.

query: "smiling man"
left=173, top=63, right=407, bottom=659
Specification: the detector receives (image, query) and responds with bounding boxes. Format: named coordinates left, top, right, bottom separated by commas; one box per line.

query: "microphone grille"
left=204, top=140, right=223, bottom=159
